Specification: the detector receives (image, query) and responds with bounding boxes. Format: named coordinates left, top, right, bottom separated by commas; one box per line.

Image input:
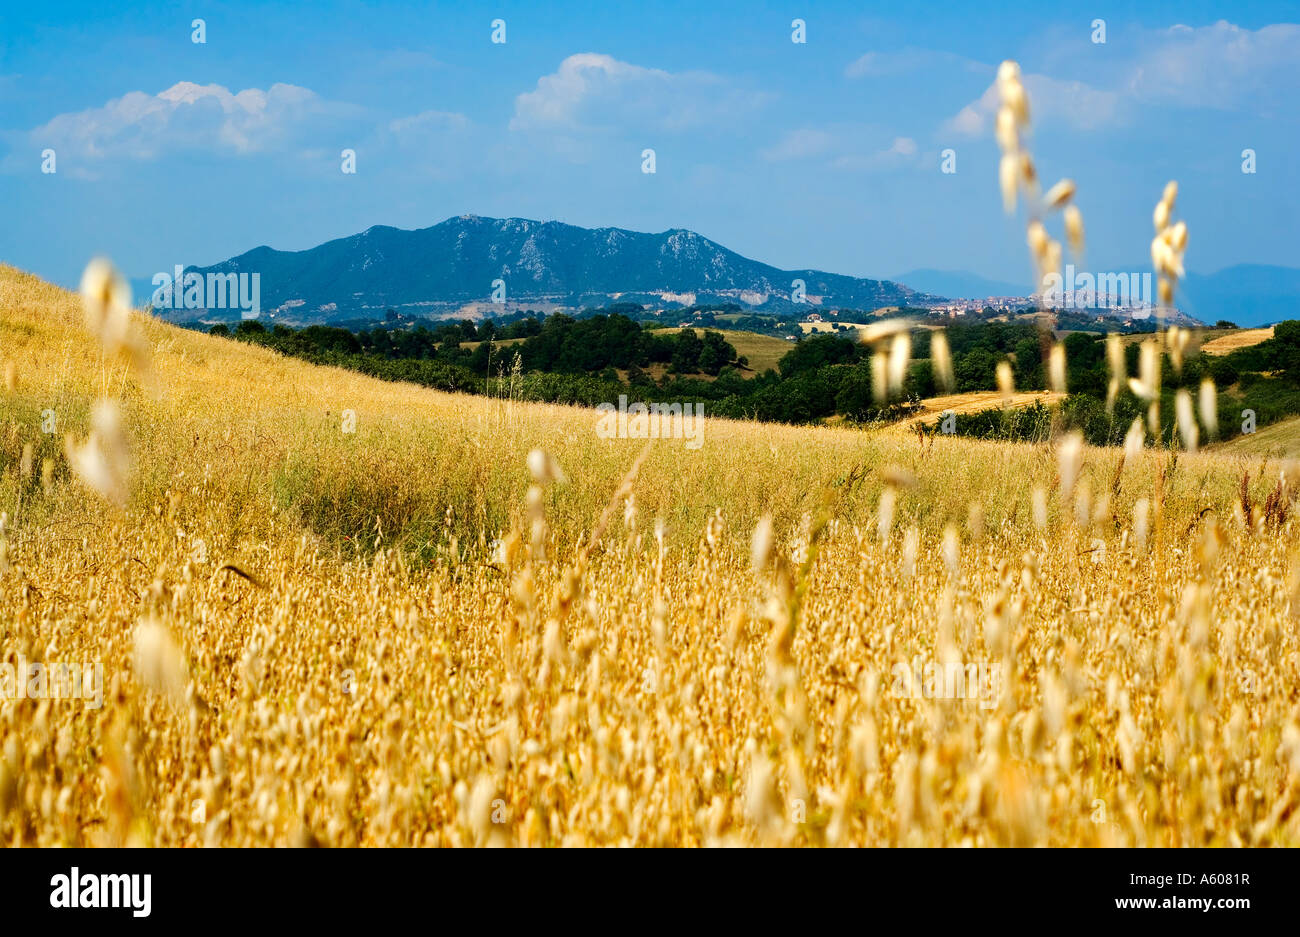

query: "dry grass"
left=459, top=336, right=525, bottom=350
left=2, top=262, right=1300, bottom=847
left=912, top=391, right=1065, bottom=426
left=1212, top=416, right=1300, bottom=459
left=1202, top=327, right=1274, bottom=356
left=1112, top=327, right=1271, bottom=355
left=798, top=321, right=872, bottom=334
left=655, top=327, right=794, bottom=373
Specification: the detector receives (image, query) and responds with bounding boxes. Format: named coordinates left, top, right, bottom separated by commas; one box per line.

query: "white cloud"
left=511, top=53, right=767, bottom=134
left=29, top=81, right=352, bottom=159
left=890, top=137, right=918, bottom=156
left=942, top=74, right=1121, bottom=137
left=760, top=124, right=922, bottom=171
left=942, top=20, right=1299, bottom=138
left=946, top=103, right=984, bottom=137
left=761, top=128, right=834, bottom=161
left=380, top=109, right=476, bottom=178
left=844, top=52, right=885, bottom=79
left=388, top=110, right=470, bottom=136
left=1124, top=20, right=1300, bottom=112
left=845, top=48, right=987, bottom=79
left=831, top=136, right=922, bottom=171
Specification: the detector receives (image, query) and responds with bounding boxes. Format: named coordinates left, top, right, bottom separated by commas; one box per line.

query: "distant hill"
left=893, top=268, right=1028, bottom=300
left=145, top=215, right=935, bottom=325
left=1176, top=264, right=1300, bottom=328
left=897, top=263, right=1300, bottom=328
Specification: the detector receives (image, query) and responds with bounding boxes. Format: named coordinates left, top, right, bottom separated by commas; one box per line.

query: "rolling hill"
left=2, top=262, right=1299, bottom=847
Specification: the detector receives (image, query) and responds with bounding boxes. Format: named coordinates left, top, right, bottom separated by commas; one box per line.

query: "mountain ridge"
left=145, top=215, right=937, bottom=324
left=138, top=216, right=1296, bottom=328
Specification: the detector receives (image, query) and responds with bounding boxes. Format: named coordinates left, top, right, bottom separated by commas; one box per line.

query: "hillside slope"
left=1, top=264, right=1298, bottom=848
left=1212, top=414, right=1300, bottom=458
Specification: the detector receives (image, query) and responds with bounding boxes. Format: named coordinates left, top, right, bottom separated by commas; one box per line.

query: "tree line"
left=207, top=311, right=1300, bottom=444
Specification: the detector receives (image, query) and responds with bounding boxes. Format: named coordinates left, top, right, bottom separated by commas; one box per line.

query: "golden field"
left=2, top=262, right=1300, bottom=847
left=1202, top=327, right=1275, bottom=357
left=912, top=390, right=1066, bottom=426
left=649, top=326, right=794, bottom=375
left=1213, top=415, right=1300, bottom=460
left=1113, top=326, right=1272, bottom=357
left=799, top=320, right=873, bottom=334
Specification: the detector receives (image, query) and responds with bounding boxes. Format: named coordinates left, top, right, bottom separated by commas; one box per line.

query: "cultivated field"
left=1202, top=327, right=1274, bottom=356
left=2, top=263, right=1299, bottom=846
left=654, top=327, right=793, bottom=374
left=913, top=390, right=1066, bottom=425
left=1111, top=326, right=1273, bottom=356
left=799, top=320, right=873, bottom=334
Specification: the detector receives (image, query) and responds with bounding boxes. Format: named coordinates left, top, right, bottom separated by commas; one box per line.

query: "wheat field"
left=1, top=262, right=1299, bottom=847
left=1202, top=327, right=1275, bottom=357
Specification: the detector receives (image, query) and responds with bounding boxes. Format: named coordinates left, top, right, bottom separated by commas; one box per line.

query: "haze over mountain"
left=893, top=269, right=1029, bottom=301
left=149, top=215, right=936, bottom=325
left=1175, top=265, right=1300, bottom=328
left=898, top=264, right=1299, bottom=328
left=136, top=214, right=1298, bottom=328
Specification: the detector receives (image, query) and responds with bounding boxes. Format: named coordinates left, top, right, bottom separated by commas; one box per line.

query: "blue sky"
left=1, top=0, right=1296, bottom=294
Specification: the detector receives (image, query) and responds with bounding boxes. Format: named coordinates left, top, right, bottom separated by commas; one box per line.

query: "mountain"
left=893, top=268, right=1028, bottom=300
left=147, top=215, right=936, bottom=325
left=1175, top=264, right=1300, bottom=328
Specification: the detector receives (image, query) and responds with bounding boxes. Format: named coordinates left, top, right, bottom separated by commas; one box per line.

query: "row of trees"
left=209, top=311, right=1300, bottom=444
left=215, top=314, right=741, bottom=379
left=942, top=323, right=1300, bottom=446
